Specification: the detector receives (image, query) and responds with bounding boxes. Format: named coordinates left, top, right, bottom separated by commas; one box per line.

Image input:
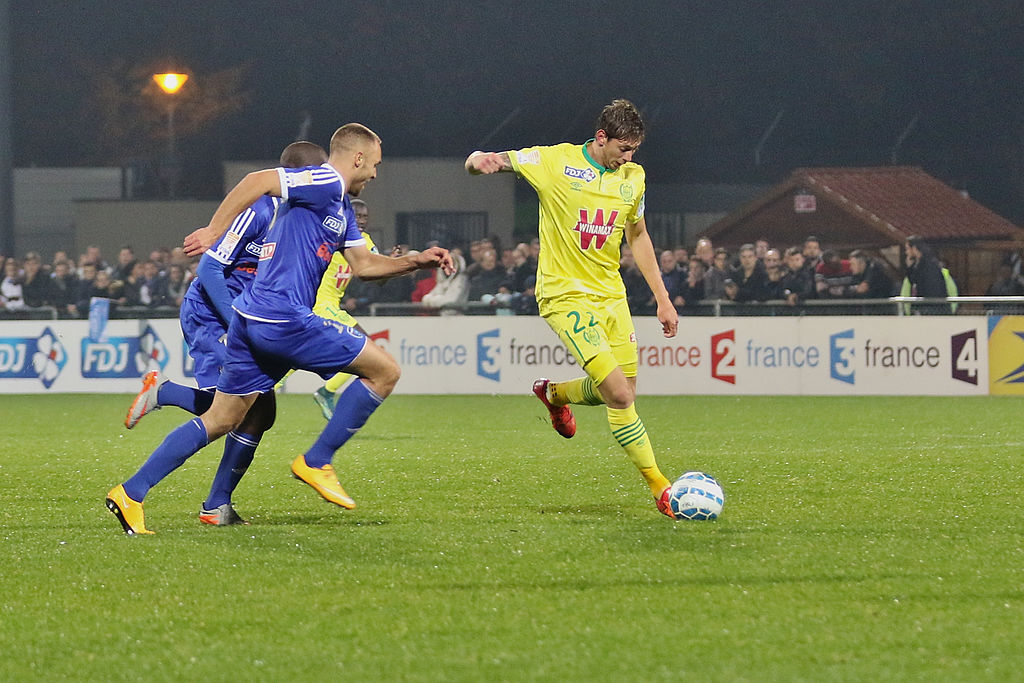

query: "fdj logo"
left=0, top=327, right=67, bottom=389
left=830, top=329, right=855, bottom=385
left=710, top=330, right=736, bottom=384
left=563, top=165, right=596, bottom=183
left=477, top=328, right=500, bottom=382
left=322, top=214, right=347, bottom=232
left=83, top=325, right=168, bottom=378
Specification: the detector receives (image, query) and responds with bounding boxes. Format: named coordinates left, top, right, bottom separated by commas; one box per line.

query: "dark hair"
left=279, top=141, right=327, bottom=168
left=803, top=235, right=820, bottom=246
left=906, top=235, right=934, bottom=258
left=595, top=99, right=645, bottom=143
left=849, top=249, right=868, bottom=263
left=785, top=246, right=802, bottom=258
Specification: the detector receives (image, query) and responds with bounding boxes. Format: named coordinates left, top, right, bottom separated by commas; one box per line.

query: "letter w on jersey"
left=574, top=208, right=619, bottom=250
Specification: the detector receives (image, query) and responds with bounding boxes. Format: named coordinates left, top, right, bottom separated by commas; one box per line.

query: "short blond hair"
left=330, top=123, right=381, bottom=155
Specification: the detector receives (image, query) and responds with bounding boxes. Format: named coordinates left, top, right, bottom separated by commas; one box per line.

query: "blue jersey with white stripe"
left=234, top=164, right=364, bottom=323
left=183, top=195, right=281, bottom=307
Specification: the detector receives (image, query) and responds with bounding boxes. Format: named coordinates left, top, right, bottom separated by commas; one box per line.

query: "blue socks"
left=203, top=431, right=261, bottom=509
left=303, top=380, right=384, bottom=468
left=123, top=418, right=210, bottom=501
left=157, top=381, right=214, bottom=415
left=124, top=381, right=384, bottom=504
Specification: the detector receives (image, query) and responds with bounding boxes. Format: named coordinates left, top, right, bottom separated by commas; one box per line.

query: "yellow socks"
left=548, top=378, right=670, bottom=496
left=549, top=376, right=604, bottom=406
left=273, top=369, right=296, bottom=392
left=607, top=404, right=671, bottom=496
left=324, top=371, right=354, bottom=394
left=275, top=370, right=353, bottom=395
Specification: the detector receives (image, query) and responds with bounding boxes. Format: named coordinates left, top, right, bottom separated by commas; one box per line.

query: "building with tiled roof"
left=704, top=167, right=1024, bottom=294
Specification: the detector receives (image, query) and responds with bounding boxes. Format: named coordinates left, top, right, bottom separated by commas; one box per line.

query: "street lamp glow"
left=152, top=72, right=190, bottom=197
left=153, top=73, right=188, bottom=95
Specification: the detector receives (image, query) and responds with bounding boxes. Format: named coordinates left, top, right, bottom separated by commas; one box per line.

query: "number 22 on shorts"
left=566, top=310, right=601, bottom=350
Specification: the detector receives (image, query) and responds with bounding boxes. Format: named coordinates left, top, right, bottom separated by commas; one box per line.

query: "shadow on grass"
left=421, top=570, right=917, bottom=592
left=346, top=434, right=421, bottom=441
left=536, top=504, right=641, bottom=515
left=247, top=514, right=391, bottom=527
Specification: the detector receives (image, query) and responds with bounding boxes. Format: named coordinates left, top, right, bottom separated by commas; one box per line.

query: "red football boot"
left=532, top=378, right=576, bottom=438
left=656, top=486, right=675, bottom=519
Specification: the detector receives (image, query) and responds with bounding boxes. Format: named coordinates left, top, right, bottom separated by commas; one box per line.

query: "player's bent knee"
left=603, top=388, right=634, bottom=410
left=376, top=360, right=401, bottom=394
left=359, top=358, right=400, bottom=398
left=202, top=393, right=257, bottom=439
left=594, top=369, right=633, bottom=409
left=201, top=413, right=241, bottom=440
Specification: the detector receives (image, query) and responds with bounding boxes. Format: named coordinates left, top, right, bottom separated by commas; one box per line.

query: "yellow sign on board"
left=988, top=316, right=1024, bottom=395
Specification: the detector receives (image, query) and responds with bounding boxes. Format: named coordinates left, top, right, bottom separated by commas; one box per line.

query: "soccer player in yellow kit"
left=466, top=99, right=680, bottom=517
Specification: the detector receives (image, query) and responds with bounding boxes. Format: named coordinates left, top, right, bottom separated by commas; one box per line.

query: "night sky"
left=10, top=1, right=1024, bottom=220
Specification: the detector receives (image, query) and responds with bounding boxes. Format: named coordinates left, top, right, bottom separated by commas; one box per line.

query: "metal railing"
left=0, top=306, right=59, bottom=320
left=0, top=305, right=181, bottom=322
left=6, top=298, right=1024, bottom=322
left=367, top=297, right=1024, bottom=317
left=369, top=301, right=513, bottom=316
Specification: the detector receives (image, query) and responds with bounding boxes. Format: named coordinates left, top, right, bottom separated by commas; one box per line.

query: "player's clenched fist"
left=414, top=246, right=457, bottom=275
left=465, top=151, right=510, bottom=175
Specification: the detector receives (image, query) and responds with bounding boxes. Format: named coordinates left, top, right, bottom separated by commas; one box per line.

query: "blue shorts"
left=179, top=297, right=228, bottom=390
left=217, top=314, right=368, bottom=395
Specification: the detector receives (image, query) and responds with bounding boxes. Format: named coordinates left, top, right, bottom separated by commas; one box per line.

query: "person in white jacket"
left=421, top=249, right=468, bottom=314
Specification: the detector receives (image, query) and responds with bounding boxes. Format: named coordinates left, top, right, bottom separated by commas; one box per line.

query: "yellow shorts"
left=314, top=301, right=359, bottom=329
left=539, top=293, right=638, bottom=378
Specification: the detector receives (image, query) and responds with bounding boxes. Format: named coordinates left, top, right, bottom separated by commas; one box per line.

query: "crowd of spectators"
left=0, top=244, right=196, bottom=318
left=343, top=232, right=935, bottom=316
left=620, top=234, right=918, bottom=315
left=343, top=235, right=540, bottom=316
left=3, top=233, right=1017, bottom=319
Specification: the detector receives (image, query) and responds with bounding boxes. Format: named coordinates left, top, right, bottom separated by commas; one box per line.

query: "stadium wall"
left=224, top=157, right=515, bottom=251
left=3, top=316, right=1021, bottom=396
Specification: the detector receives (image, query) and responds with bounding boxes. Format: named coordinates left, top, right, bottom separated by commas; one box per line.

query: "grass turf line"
left=1, top=394, right=1023, bottom=680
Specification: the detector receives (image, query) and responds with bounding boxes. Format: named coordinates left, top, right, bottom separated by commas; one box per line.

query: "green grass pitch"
left=1, top=392, right=1023, bottom=681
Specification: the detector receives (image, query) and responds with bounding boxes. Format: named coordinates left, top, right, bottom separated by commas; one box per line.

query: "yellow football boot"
left=105, top=484, right=155, bottom=535
left=290, top=455, right=355, bottom=509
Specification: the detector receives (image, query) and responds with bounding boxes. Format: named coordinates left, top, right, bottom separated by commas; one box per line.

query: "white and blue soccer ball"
left=667, top=471, right=724, bottom=521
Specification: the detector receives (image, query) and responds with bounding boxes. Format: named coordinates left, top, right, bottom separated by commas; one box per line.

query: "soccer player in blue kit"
left=106, top=123, right=454, bottom=534
left=121, top=141, right=329, bottom=526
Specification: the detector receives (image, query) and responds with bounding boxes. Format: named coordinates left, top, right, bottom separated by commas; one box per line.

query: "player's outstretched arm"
left=184, top=170, right=281, bottom=256
left=626, top=217, right=679, bottom=338
left=345, top=245, right=455, bottom=281
left=465, top=151, right=513, bottom=175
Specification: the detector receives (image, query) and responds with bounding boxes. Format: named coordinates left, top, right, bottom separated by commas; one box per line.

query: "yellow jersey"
left=508, top=141, right=645, bottom=301
left=314, top=231, right=378, bottom=308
